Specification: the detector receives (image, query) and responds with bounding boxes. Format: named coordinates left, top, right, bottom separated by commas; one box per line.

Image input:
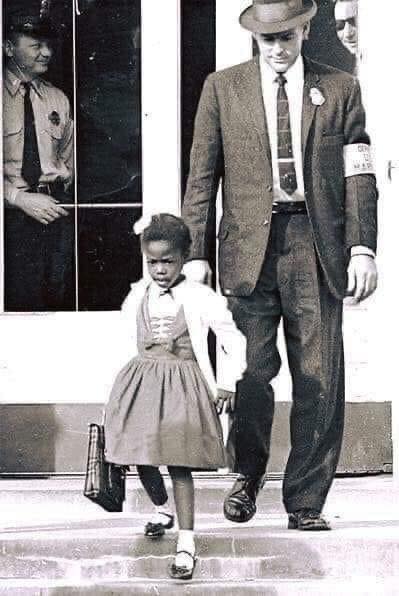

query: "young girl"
left=104, top=213, right=246, bottom=580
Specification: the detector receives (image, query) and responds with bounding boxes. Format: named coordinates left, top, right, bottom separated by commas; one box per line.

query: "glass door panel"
left=76, top=0, right=141, bottom=204
left=2, top=0, right=142, bottom=313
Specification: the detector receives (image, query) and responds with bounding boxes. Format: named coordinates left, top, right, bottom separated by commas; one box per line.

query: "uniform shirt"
left=3, top=68, right=74, bottom=204
left=259, top=55, right=305, bottom=203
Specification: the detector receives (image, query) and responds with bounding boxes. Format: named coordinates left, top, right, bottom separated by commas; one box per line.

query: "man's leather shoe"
left=223, top=475, right=264, bottom=523
left=288, top=509, right=331, bottom=531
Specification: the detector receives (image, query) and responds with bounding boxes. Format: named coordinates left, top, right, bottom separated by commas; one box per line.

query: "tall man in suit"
left=182, top=0, right=377, bottom=530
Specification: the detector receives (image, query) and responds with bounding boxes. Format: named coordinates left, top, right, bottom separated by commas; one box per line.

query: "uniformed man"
left=3, top=5, right=74, bottom=311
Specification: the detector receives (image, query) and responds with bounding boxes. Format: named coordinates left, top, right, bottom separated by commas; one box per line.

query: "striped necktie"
left=276, top=74, right=297, bottom=195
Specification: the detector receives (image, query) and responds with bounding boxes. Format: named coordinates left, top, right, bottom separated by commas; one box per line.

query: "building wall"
left=0, top=0, right=396, bottom=474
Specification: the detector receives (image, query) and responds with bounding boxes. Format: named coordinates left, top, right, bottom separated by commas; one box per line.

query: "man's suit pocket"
left=217, top=223, right=229, bottom=241
left=321, top=132, right=344, bottom=141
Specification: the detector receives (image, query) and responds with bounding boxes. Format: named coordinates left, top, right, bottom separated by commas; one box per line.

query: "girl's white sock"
left=176, top=530, right=195, bottom=568
left=149, top=502, right=173, bottom=525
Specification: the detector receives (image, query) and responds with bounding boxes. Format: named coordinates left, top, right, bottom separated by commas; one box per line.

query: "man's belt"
left=30, top=180, right=66, bottom=198
left=272, top=201, right=307, bottom=215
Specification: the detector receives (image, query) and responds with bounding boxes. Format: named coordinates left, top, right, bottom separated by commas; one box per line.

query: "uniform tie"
left=21, top=82, right=42, bottom=188
left=276, top=74, right=297, bottom=195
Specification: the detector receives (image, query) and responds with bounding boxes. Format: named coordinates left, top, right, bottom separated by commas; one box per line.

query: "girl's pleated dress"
left=105, top=288, right=227, bottom=469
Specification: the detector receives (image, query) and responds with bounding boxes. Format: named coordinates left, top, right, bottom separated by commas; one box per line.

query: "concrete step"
left=0, top=476, right=398, bottom=594
left=1, top=522, right=399, bottom=581
left=0, top=475, right=288, bottom=520
left=0, top=577, right=397, bottom=596
left=1, top=475, right=284, bottom=533
left=0, top=475, right=397, bottom=526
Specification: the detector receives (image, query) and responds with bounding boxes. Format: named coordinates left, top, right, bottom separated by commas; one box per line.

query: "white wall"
left=358, top=2, right=399, bottom=477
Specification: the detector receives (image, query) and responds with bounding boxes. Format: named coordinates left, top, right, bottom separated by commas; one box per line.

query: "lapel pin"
left=309, top=87, right=325, bottom=106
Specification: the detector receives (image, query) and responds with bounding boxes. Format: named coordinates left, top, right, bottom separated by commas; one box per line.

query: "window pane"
left=4, top=210, right=76, bottom=311
left=181, top=0, right=216, bottom=277
left=3, top=0, right=75, bottom=311
left=181, top=0, right=216, bottom=195
left=76, top=0, right=141, bottom=203
left=78, top=208, right=142, bottom=310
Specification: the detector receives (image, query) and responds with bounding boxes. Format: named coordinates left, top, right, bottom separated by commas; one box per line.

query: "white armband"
left=344, top=143, right=375, bottom=177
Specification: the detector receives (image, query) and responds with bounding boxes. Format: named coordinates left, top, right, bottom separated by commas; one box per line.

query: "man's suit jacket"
left=182, top=56, right=378, bottom=299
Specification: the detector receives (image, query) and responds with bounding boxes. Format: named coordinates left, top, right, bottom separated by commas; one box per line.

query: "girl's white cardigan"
left=121, top=278, right=247, bottom=397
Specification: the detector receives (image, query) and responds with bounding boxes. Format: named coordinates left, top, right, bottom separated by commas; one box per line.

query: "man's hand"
left=14, top=191, right=69, bottom=225
left=183, top=259, right=212, bottom=286
left=214, top=389, right=236, bottom=415
left=346, top=254, right=378, bottom=304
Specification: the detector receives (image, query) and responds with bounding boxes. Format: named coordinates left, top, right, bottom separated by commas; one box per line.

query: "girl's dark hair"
left=141, top=213, right=192, bottom=257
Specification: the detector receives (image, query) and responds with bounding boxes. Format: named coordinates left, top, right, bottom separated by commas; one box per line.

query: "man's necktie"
left=276, top=74, right=298, bottom=195
left=21, top=82, right=42, bottom=189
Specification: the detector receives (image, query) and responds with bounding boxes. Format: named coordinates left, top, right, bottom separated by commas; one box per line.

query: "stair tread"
left=1, top=476, right=398, bottom=530
left=0, top=477, right=398, bottom=588
left=0, top=577, right=397, bottom=595
left=2, top=517, right=399, bottom=538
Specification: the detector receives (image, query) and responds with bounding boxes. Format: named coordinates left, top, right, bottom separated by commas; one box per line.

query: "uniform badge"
left=48, top=111, right=61, bottom=125
left=309, top=88, right=325, bottom=106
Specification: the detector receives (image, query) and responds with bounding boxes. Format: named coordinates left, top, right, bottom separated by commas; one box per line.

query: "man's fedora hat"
left=240, top=0, right=317, bottom=34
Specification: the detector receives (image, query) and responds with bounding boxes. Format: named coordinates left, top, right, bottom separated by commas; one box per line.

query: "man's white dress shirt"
left=259, top=55, right=305, bottom=203
left=258, top=55, right=374, bottom=258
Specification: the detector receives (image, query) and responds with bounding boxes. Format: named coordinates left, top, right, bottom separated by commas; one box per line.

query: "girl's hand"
left=215, top=390, right=236, bottom=415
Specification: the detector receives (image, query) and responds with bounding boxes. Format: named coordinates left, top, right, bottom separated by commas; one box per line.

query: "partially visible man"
left=334, top=0, right=358, bottom=57
left=3, top=5, right=74, bottom=311
left=183, top=0, right=377, bottom=531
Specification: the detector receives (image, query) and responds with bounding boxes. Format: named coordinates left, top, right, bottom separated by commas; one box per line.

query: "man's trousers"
left=227, top=213, right=345, bottom=513
left=4, top=209, right=75, bottom=311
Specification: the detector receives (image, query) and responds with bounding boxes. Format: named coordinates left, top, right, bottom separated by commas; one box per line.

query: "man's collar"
left=259, top=55, right=304, bottom=86
left=4, top=69, right=44, bottom=97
